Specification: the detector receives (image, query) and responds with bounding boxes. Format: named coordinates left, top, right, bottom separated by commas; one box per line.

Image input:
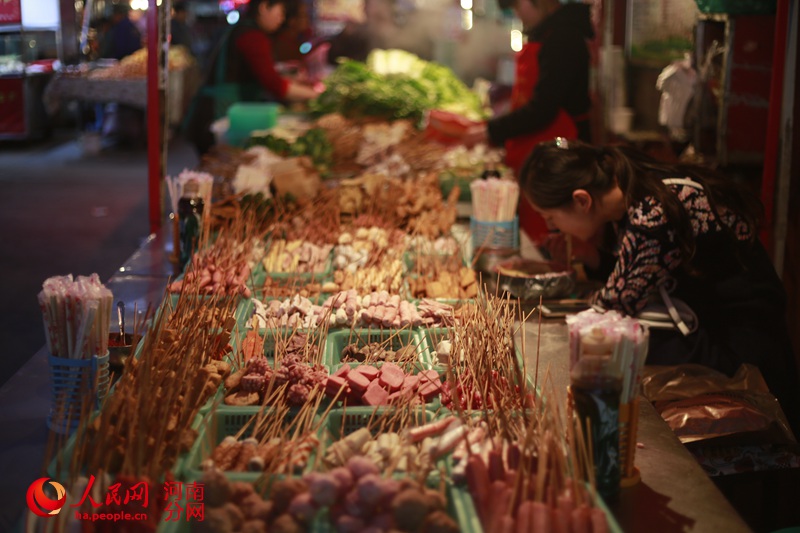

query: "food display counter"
left=0, top=42, right=759, bottom=533
left=0, top=224, right=751, bottom=532
left=44, top=67, right=195, bottom=128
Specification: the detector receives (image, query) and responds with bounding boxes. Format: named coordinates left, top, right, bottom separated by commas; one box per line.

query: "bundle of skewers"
left=165, top=169, right=214, bottom=216
left=198, top=394, right=328, bottom=476
left=43, top=290, right=240, bottom=532
left=566, top=309, right=649, bottom=404
left=434, top=296, right=612, bottom=532
left=168, top=219, right=267, bottom=297
left=470, top=178, right=519, bottom=223
left=38, top=273, right=113, bottom=359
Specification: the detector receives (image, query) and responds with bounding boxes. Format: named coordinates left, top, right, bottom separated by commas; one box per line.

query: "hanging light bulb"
left=510, top=29, right=523, bottom=52
left=462, top=9, right=473, bottom=31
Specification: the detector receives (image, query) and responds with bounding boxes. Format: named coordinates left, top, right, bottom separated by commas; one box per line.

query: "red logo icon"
left=26, top=478, right=67, bottom=517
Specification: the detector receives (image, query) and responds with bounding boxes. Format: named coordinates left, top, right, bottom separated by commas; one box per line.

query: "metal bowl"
left=493, top=258, right=575, bottom=301
left=108, top=333, right=140, bottom=369
left=473, top=247, right=521, bottom=274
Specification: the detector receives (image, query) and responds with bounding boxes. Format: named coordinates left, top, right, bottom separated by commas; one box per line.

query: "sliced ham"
left=362, top=379, right=390, bottom=405
left=347, top=371, right=371, bottom=393
left=354, top=365, right=380, bottom=381
left=378, top=362, right=404, bottom=391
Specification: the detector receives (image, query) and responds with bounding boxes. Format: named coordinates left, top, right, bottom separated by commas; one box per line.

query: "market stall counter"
left=524, top=320, right=751, bottom=533
left=43, top=47, right=199, bottom=129
left=0, top=224, right=752, bottom=532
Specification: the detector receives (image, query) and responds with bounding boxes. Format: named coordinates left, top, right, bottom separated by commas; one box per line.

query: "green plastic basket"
left=256, top=249, right=335, bottom=284
left=321, top=407, right=450, bottom=489
left=182, top=407, right=322, bottom=482
left=324, top=329, right=430, bottom=369
left=324, top=405, right=436, bottom=439
left=416, top=326, right=454, bottom=371
left=449, top=482, right=624, bottom=533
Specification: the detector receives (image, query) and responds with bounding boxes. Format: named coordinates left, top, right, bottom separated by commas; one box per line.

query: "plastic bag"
left=656, top=54, right=696, bottom=141
left=642, top=364, right=796, bottom=446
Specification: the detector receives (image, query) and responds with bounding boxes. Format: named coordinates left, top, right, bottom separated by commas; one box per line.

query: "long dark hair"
left=519, top=139, right=763, bottom=270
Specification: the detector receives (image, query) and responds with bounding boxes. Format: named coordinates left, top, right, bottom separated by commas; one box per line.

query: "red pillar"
left=147, top=0, right=161, bottom=234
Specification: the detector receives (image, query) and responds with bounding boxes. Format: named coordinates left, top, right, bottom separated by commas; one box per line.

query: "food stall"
left=5, top=1, right=797, bottom=532
left=0, top=0, right=60, bottom=140
left=43, top=46, right=197, bottom=129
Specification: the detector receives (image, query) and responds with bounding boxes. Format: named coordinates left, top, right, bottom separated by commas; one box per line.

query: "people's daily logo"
left=26, top=478, right=67, bottom=517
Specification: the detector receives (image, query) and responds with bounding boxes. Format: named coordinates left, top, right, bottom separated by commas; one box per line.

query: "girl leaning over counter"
left=521, top=139, right=800, bottom=436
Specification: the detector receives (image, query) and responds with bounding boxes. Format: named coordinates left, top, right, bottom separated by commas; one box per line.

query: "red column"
left=147, top=0, right=161, bottom=234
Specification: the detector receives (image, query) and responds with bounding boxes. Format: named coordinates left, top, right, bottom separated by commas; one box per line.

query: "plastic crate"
left=229, top=326, right=327, bottom=365
left=416, top=327, right=454, bottom=370
left=256, top=249, right=334, bottom=283
left=450, top=483, right=623, bottom=533
left=259, top=327, right=325, bottom=362
left=470, top=216, right=519, bottom=251
left=182, top=407, right=322, bottom=482
left=321, top=407, right=450, bottom=489
left=417, top=325, right=523, bottom=370
left=324, top=329, right=429, bottom=369
left=324, top=405, right=436, bottom=439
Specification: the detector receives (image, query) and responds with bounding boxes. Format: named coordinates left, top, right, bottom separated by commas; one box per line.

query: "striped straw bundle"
left=470, top=178, right=519, bottom=222
left=38, top=274, right=113, bottom=359
left=567, top=309, right=649, bottom=404
left=166, top=169, right=214, bottom=214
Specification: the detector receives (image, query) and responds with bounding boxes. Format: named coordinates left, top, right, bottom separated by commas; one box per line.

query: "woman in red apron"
left=468, top=0, right=594, bottom=243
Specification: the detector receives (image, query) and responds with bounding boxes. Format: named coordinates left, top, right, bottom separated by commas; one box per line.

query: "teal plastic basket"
left=324, top=329, right=429, bottom=369
left=471, top=216, right=519, bottom=250
left=227, top=102, right=279, bottom=147
left=321, top=407, right=449, bottom=488
left=450, top=482, right=623, bottom=533
left=416, top=327, right=454, bottom=371
left=229, top=326, right=327, bottom=364
left=256, top=248, right=335, bottom=284
left=324, top=405, right=436, bottom=439
left=47, top=352, right=110, bottom=435
left=182, top=407, right=322, bottom=482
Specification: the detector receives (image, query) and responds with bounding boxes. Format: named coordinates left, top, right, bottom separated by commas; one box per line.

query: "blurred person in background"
left=100, top=4, right=142, bottom=60
left=170, top=2, right=194, bottom=51
left=183, top=0, right=320, bottom=154
left=464, top=0, right=594, bottom=244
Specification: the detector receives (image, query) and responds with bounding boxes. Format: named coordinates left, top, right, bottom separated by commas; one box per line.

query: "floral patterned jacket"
left=593, top=178, right=753, bottom=316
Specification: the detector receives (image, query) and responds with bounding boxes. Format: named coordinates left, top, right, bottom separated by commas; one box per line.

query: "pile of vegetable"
left=249, top=128, right=333, bottom=173
left=310, top=49, right=486, bottom=122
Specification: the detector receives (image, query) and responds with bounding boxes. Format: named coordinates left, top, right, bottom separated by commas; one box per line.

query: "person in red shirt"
left=184, top=0, right=319, bottom=154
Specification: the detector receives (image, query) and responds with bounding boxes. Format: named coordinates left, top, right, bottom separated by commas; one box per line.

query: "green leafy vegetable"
left=310, top=49, right=487, bottom=122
